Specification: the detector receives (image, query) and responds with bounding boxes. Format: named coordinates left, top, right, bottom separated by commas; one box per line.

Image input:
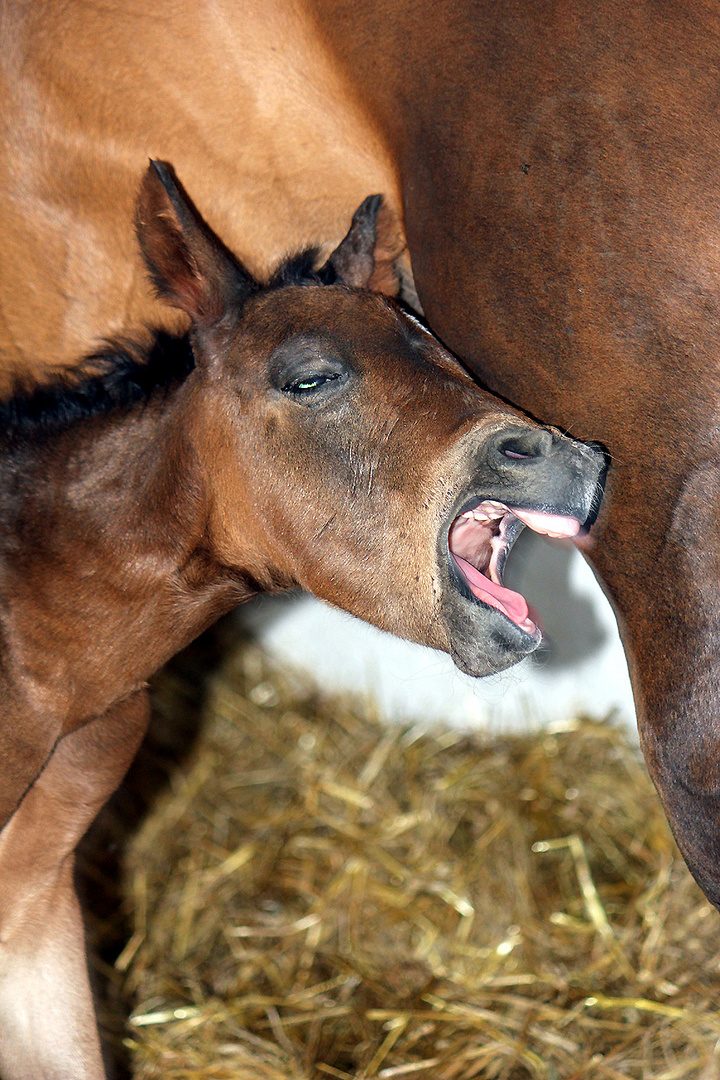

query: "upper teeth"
left=461, top=500, right=509, bottom=524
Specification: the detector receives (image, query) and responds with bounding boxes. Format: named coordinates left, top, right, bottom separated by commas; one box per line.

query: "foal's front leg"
left=0, top=691, right=150, bottom=1080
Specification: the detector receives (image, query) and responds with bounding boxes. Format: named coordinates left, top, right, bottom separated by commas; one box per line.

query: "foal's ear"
left=321, top=194, right=404, bottom=296
left=136, top=160, right=258, bottom=324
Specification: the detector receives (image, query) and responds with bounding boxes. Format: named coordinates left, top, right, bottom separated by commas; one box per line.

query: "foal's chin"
left=443, top=601, right=541, bottom=678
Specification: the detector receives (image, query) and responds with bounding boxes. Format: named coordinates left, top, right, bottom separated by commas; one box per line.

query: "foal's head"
left=136, top=162, right=604, bottom=676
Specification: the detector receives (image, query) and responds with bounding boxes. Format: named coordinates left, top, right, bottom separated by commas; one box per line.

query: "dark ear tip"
left=145, top=159, right=178, bottom=197
left=356, top=193, right=383, bottom=220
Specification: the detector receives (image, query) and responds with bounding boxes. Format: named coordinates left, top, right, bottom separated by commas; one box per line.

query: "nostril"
left=495, top=428, right=553, bottom=462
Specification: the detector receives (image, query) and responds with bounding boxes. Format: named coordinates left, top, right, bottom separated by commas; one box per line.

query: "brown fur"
left=3, top=0, right=716, bottom=1063
left=0, top=162, right=603, bottom=1078
left=0, top=0, right=708, bottom=924
left=0, top=0, right=401, bottom=382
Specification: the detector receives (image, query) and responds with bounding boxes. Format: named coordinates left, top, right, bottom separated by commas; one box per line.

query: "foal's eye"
left=282, top=371, right=343, bottom=395
left=270, top=336, right=352, bottom=403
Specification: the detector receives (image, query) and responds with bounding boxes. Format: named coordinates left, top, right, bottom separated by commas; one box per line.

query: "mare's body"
left=1, top=0, right=712, bottom=910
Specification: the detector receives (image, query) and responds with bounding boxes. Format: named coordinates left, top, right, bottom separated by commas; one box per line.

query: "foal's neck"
left=0, top=378, right=252, bottom=730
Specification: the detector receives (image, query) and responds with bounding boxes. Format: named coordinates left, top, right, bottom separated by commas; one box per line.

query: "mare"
left=0, top=161, right=604, bottom=1078
left=1, top=0, right=715, bottom=920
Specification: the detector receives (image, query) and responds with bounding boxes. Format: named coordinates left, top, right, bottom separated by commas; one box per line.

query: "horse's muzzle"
left=438, top=425, right=607, bottom=677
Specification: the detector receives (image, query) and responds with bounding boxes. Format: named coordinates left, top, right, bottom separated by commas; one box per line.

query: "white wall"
left=238, top=532, right=636, bottom=737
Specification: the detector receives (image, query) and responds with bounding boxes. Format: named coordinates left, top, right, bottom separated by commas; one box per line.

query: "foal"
left=0, top=162, right=604, bottom=1079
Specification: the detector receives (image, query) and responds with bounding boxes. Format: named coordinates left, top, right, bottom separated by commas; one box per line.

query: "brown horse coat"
left=1, top=0, right=719, bottom=1037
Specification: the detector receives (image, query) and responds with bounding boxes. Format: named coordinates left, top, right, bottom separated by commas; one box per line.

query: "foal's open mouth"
left=448, top=499, right=582, bottom=637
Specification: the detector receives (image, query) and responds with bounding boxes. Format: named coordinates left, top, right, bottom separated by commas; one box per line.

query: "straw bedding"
left=81, top=623, right=720, bottom=1079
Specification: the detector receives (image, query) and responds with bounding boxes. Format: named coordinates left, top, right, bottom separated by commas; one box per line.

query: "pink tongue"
left=510, top=509, right=581, bottom=538
left=452, top=554, right=529, bottom=625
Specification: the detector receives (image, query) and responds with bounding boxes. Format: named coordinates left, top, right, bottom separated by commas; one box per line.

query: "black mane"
left=267, top=247, right=338, bottom=289
left=0, top=332, right=195, bottom=444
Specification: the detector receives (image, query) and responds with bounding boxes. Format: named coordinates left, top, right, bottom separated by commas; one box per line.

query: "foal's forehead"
left=229, top=285, right=474, bottom=392
left=247, top=284, right=407, bottom=344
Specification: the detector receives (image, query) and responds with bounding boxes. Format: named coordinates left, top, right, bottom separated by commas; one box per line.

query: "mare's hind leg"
left=0, top=690, right=150, bottom=1080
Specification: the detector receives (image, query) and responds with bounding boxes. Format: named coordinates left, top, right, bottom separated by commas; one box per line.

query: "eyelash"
left=282, top=371, right=343, bottom=395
